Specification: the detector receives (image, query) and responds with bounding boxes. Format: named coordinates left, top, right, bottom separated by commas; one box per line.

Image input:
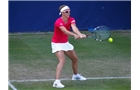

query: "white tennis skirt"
left=51, top=42, right=74, bottom=53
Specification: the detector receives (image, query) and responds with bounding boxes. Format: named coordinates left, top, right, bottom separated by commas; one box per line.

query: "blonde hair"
left=59, top=5, right=67, bottom=11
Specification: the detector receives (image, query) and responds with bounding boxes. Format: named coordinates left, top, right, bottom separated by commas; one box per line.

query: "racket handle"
left=86, top=34, right=89, bottom=37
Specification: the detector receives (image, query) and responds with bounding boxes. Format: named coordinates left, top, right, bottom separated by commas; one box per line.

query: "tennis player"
left=51, top=5, right=87, bottom=88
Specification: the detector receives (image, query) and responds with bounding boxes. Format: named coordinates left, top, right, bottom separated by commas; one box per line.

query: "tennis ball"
left=108, top=38, right=113, bottom=42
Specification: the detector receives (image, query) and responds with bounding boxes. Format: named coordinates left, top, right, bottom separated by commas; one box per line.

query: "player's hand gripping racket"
left=86, top=26, right=111, bottom=41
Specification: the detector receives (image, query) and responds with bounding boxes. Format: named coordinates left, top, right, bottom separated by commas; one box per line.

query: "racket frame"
left=86, top=26, right=111, bottom=41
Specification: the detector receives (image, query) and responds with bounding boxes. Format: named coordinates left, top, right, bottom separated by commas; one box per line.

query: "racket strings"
left=91, top=26, right=110, bottom=41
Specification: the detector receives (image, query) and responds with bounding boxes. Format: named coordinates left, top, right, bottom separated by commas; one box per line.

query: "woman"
left=51, top=5, right=87, bottom=88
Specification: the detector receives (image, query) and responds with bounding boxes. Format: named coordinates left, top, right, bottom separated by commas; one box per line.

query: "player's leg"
left=64, top=50, right=87, bottom=80
left=64, top=50, right=78, bottom=74
left=53, top=50, right=65, bottom=88
left=55, top=50, right=66, bottom=79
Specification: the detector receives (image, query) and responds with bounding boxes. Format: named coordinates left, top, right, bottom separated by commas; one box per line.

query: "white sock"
left=55, top=79, right=60, bottom=82
left=73, top=73, right=80, bottom=77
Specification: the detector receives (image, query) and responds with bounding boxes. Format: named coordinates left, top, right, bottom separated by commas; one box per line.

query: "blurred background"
left=8, top=1, right=131, bottom=32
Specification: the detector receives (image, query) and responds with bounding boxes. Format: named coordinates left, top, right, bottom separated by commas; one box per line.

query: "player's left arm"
left=71, top=23, right=86, bottom=38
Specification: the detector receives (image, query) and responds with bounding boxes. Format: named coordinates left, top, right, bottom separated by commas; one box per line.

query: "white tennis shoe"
left=72, top=74, right=87, bottom=80
left=53, top=80, right=65, bottom=88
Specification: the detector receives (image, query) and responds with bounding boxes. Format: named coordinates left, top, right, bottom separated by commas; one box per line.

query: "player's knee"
left=72, top=58, right=78, bottom=63
left=59, top=59, right=66, bottom=64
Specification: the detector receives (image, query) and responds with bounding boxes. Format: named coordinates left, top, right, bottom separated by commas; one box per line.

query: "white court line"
left=10, top=76, right=131, bottom=82
left=8, top=81, right=17, bottom=90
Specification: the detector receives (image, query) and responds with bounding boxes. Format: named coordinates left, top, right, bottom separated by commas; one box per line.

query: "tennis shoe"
left=72, top=74, right=87, bottom=80
left=53, top=80, right=65, bottom=88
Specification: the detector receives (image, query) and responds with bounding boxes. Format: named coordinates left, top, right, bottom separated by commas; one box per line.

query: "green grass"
left=9, top=79, right=130, bottom=90
left=9, top=32, right=131, bottom=90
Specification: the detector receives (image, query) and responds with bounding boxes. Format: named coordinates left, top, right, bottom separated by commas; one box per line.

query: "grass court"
left=9, top=31, right=131, bottom=90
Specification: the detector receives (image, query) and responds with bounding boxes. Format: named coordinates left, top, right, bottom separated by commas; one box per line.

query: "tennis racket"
left=86, top=25, right=111, bottom=41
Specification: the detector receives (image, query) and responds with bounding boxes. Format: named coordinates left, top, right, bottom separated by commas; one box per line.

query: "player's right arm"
left=59, top=26, right=80, bottom=39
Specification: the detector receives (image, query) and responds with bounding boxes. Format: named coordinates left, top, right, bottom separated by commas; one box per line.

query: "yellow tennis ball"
left=108, top=38, right=113, bottom=42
